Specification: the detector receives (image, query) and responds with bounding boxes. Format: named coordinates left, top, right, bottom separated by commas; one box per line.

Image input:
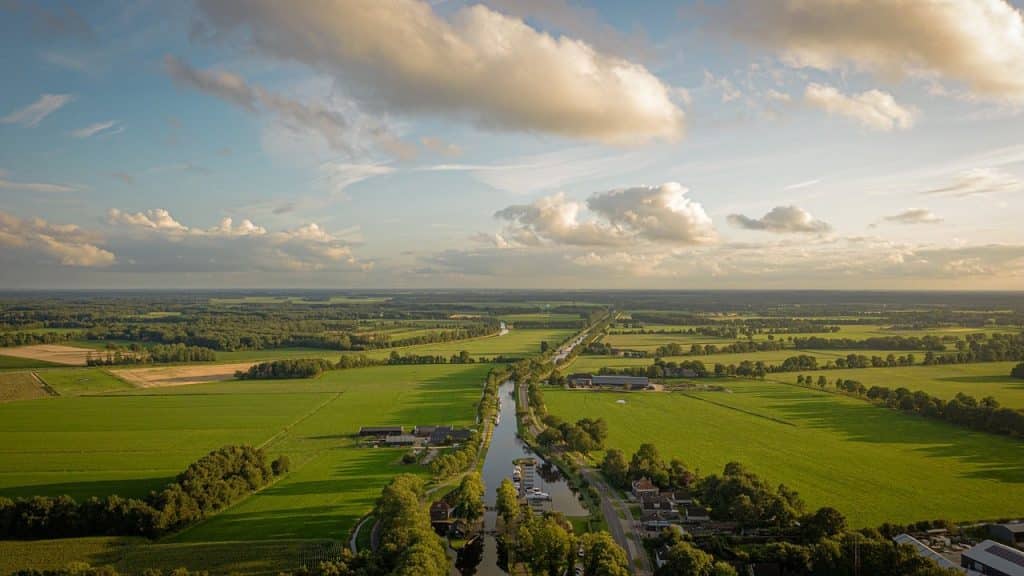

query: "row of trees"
left=0, top=331, right=78, bottom=348
left=0, top=446, right=288, bottom=539
left=862, top=387, right=1024, bottom=438
left=1011, top=362, right=1024, bottom=379
left=86, top=343, right=217, bottom=366
left=235, top=358, right=335, bottom=379
left=373, top=475, right=449, bottom=576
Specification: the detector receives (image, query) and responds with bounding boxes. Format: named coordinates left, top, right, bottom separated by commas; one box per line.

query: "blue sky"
left=2, top=0, right=1023, bottom=289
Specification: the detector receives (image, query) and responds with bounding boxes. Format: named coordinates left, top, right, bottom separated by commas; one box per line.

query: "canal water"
left=458, top=380, right=587, bottom=575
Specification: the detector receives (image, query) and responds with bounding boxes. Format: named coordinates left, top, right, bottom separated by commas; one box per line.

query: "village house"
left=632, top=477, right=659, bottom=499
left=430, top=500, right=453, bottom=531
left=682, top=503, right=711, bottom=523
left=641, top=492, right=675, bottom=511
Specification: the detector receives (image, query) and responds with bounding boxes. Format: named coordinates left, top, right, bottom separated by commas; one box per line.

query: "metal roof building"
left=893, top=534, right=961, bottom=573
left=962, top=540, right=1024, bottom=576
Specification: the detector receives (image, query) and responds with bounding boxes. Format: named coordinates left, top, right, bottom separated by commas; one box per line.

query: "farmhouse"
left=413, top=425, right=437, bottom=437
left=383, top=434, right=417, bottom=446
left=428, top=426, right=473, bottom=446
left=632, top=477, right=659, bottom=499
left=358, top=426, right=403, bottom=437
left=961, top=540, right=1024, bottom=576
left=567, top=373, right=650, bottom=389
left=988, top=523, right=1024, bottom=547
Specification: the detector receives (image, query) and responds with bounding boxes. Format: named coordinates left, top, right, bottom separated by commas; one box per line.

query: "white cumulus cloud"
left=804, top=83, right=915, bottom=131
left=0, top=211, right=114, bottom=267
left=195, top=0, right=684, bottom=143
left=728, top=205, right=832, bottom=234
left=721, top=0, right=1024, bottom=101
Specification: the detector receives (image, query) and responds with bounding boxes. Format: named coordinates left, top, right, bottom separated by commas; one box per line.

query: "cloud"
left=106, top=207, right=364, bottom=273
left=0, top=175, right=78, bottom=193
left=586, top=183, right=717, bottom=245
left=920, top=167, right=1023, bottom=197
left=423, top=146, right=656, bottom=194
left=492, top=182, right=716, bottom=248
left=71, top=120, right=121, bottom=139
left=0, top=93, right=74, bottom=127
left=0, top=211, right=114, bottom=267
left=728, top=205, right=832, bottom=234
left=495, top=192, right=623, bottom=247
left=703, top=70, right=742, bottom=103
left=804, top=83, right=915, bottom=131
left=482, top=0, right=650, bottom=61
left=884, top=208, right=943, bottom=225
left=420, top=136, right=462, bottom=157
left=107, top=208, right=188, bottom=232
left=719, top=0, right=1024, bottom=101
left=321, top=162, right=395, bottom=195
left=165, top=55, right=356, bottom=153
left=110, top=172, right=134, bottom=184
left=195, top=0, right=683, bottom=143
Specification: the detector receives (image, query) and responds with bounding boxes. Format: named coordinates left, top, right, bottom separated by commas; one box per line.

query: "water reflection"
left=456, top=380, right=587, bottom=575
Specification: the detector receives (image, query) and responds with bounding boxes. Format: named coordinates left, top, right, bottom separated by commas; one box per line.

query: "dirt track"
left=0, top=344, right=94, bottom=366
left=111, top=363, right=256, bottom=388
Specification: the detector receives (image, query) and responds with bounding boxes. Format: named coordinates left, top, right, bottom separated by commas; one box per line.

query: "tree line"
left=86, top=343, right=217, bottom=366
left=0, top=445, right=288, bottom=539
left=0, top=331, right=79, bottom=348
left=235, top=358, right=335, bottom=379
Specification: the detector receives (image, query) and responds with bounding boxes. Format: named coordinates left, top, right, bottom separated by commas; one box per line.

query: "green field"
left=35, top=367, right=134, bottom=395
left=545, top=381, right=1024, bottom=527
left=0, top=355, right=62, bottom=370
left=0, top=363, right=489, bottom=541
left=566, top=349, right=926, bottom=373
left=500, top=312, right=583, bottom=324
left=0, top=536, right=333, bottom=575
left=780, top=362, right=1024, bottom=409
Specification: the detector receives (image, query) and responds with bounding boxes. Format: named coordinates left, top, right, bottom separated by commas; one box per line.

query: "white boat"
left=525, top=488, right=551, bottom=501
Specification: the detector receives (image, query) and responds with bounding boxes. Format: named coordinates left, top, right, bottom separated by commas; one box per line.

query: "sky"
left=1, top=0, right=1023, bottom=290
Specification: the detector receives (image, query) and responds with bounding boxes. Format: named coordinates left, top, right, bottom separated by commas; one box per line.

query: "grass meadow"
left=566, top=349, right=927, bottom=373
left=0, top=363, right=490, bottom=541
left=544, top=380, right=1024, bottom=527
left=775, top=362, right=1024, bottom=409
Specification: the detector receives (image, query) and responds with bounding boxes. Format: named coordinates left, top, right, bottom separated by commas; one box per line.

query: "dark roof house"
left=989, top=523, right=1024, bottom=546
left=430, top=501, right=453, bottom=523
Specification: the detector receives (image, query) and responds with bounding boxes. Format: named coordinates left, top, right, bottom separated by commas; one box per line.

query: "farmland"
left=566, top=348, right=926, bottom=373
left=0, top=363, right=488, bottom=533
left=778, top=362, right=1024, bottom=410
left=544, top=380, right=1024, bottom=527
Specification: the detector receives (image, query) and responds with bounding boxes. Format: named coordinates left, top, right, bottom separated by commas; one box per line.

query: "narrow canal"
left=457, top=380, right=587, bottom=575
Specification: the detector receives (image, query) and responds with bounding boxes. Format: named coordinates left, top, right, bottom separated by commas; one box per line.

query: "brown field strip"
left=0, top=371, right=51, bottom=403
left=0, top=344, right=95, bottom=366
left=111, top=363, right=256, bottom=388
